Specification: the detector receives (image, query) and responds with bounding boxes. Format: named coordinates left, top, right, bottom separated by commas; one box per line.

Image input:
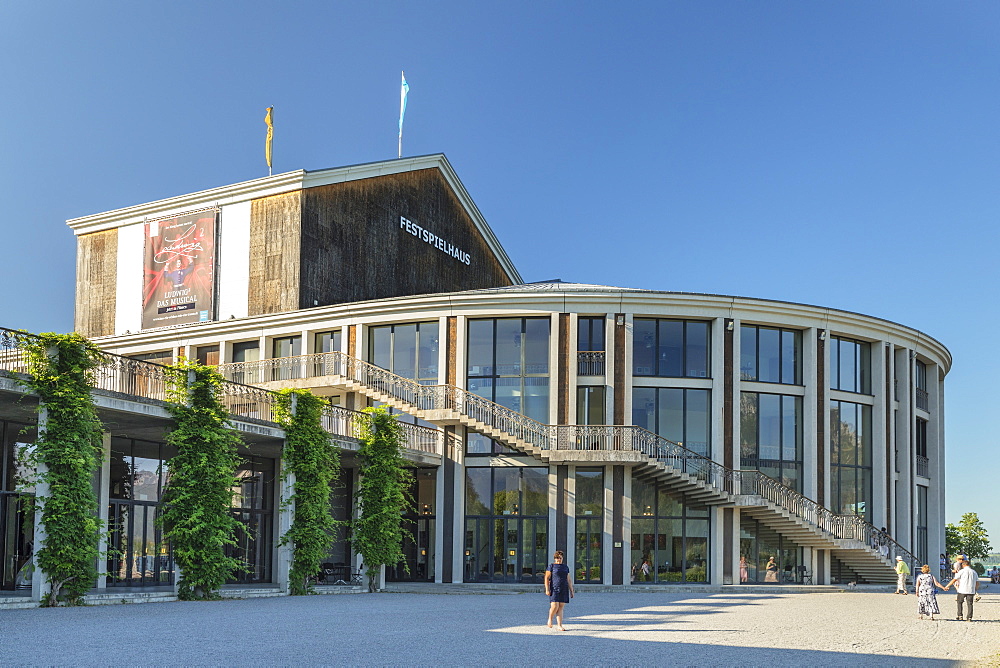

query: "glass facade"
left=107, top=438, right=174, bottom=587
left=1, top=421, right=34, bottom=591
left=226, top=455, right=276, bottom=584
left=464, top=466, right=548, bottom=583
left=739, top=517, right=805, bottom=584
left=740, top=325, right=801, bottom=384
left=830, top=336, right=871, bottom=394
left=630, top=479, right=709, bottom=583
left=575, top=468, right=603, bottom=583
left=631, top=388, right=710, bottom=456
left=576, top=386, right=606, bottom=425
left=740, top=393, right=803, bottom=491
left=369, top=322, right=439, bottom=385
left=467, top=318, right=550, bottom=423
left=387, top=468, right=436, bottom=582
left=830, top=400, right=873, bottom=521
left=632, top=319, right=710, bottom=378
left=916, top=485, right=928, bottom=565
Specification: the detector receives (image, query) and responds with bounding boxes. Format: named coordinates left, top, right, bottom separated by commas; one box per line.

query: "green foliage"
left=945, top=523, right=962, bottom=557
left=352, top=407, right=412, bottom=592
left=18, top=332, right=105, bottom=606
left=275, top=389, right=342, bottom=595
left=158, top=361, right=244, bottom=600
left=972, top=562, right=985, bottom=576
left=949, top=512, right=992, bottom=562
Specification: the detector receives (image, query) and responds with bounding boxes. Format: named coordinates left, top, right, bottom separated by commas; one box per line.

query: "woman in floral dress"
left=914, top=564, right=946, bottom=620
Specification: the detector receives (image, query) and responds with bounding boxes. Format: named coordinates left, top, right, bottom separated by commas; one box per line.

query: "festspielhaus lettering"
left=399, top=216, right=472, bottom=265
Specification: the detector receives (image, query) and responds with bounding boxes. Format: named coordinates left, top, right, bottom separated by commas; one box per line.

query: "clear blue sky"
left=1, top=2, right=997, bottom=547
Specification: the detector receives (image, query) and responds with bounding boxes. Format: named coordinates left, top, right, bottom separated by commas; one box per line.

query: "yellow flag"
left=264, top=107, right=274, bottom=169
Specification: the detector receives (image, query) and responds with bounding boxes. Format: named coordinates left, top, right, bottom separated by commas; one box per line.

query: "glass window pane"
left=859, top=342, right=871, bottom=394
left=632, top=388, right=656, bottom=432
left=494, top=468, right=520, bottom=515
left=466, top=432, right=492, bottom=455
left=575, top=468, right=604, bottom=516
left=630, top=517, right=654, bottom=583
left=631, top=478, right=654, bottom=517
left=314, top=330, right=341, bottom=353
left=633, top=319, right=656, bottom=375
left=740, top=326, right=757, bottom=381
left=522, top=377, right=549, bottom=423
left=758, top=394, right=781, bottom=460
left=758, top=328, right=780, bottom=383
left=231, top=341, right=259, bottom=363
left=781, top=396, right=799, bottom=462
left=467, top=320, right=494, bottom=376
left=685, top=390, right=710, bottom=457
left=392, top=324, right=417, bottom=380
left=494, top=319, right=522, bottom=376
left=685, top=321, right=709, bottom=378
left=684, top=519, right=709, bottom=582
left=740, top=392, right=758, bottom=462
left=829, top=338, right=839, bottom=389
left=657, top=489, right=682, bottom=517
left=658, top=388, right=684, bottom=445
left=370, top=326, right=391, bottom=370
left=522, top=468, right=548, bottom=516
left=781, top=330, right=799, bottom=384
left=523, top=318, right=550, bottom=375
left=839, top=340, right=856, bottom=392
left=417, top=322, right=439, bottom=381
left=466, top=468, right=491, bottom=515
left=659, top=321, right=683, bottom=377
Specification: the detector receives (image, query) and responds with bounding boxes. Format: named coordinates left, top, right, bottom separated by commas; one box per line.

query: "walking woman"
left=545, top=550, right=574, bottom=630
left=914, top=564, right=946, bottom=620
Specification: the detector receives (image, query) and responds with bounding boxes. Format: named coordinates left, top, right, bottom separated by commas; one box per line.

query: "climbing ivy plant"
left=158, top=360, right=244, bottom=600
left=352, top=407, right=412, bottom=592
left=17, top=332, right=105, bottom=606
left=275, top=389, right=342, bottom=595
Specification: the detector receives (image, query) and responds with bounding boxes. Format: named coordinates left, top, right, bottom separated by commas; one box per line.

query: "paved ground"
left=0, top=588, right=998, bottom=666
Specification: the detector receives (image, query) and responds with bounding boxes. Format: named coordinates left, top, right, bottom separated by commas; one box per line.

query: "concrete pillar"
left=30, top=408, right=50, bottom=603
left=275, top=466, right=294, bottom=593
left=95, top=432, right=111, bottom=590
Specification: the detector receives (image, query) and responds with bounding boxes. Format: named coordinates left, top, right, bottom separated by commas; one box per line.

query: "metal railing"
left=916, top=388, right=929, bottom=411
left=221, top=350, right=918, bottom=568
left=916, top=455, right=929, bottom=478
left=577, top=351, right=606, bottom=376
left=321, top=405, right=441, bottom=455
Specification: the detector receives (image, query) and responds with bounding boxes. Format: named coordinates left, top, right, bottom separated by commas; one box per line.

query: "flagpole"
left=398, top=71, right=409, bottom=159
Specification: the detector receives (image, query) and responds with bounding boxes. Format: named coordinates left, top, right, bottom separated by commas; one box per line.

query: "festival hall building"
left=0, top=154, right=949, bottom=601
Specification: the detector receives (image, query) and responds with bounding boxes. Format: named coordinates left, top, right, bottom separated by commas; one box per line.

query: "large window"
left=227, top=455, right=276, bottom=584
left=631, top=388, right=710, bottom=456
left=575, top=468, right=603, bottom=583
left=1, top=421, right=34, bottom=591
left=740, top=393, right=803, bottom=491
left=633, top=319, right=710, bottom=378
left=369, top=322, right=439, bottom=384
left=916, top=485, right=928, bottom=565
left=107, top=438, right=174, bottom=587
left=830, top=336, right=871, bottom=394
left=830, top=400, right=873, bottom=521
left=387, top=468, right=436, bottom=582
left=740, top=325, right=800, bottom=384
left=467, top=318, right=550, bottom=423
left=630, top=479, right=709, bottom=583
left=464, top=466, right=548, bottom=583
left=577, top=386, right=606, bottom=425
left=739, top=517, right=805, bottom=584
left=577, top=317, right=606, bottom=376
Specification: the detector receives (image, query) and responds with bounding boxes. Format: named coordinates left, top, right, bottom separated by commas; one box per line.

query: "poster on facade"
left=141, top=210, right=217, bottom=330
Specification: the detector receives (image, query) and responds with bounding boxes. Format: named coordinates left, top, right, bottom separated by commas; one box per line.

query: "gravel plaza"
left=0, top=588, right=997, bottom=666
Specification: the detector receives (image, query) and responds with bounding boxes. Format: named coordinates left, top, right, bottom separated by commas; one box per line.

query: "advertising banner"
left=141, top=210, right=217, bottom=330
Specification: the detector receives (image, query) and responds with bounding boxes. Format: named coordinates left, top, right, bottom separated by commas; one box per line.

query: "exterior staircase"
left=218, top=351, right=916, bottom=584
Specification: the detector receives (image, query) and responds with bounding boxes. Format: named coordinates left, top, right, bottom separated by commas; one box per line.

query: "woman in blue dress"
left=545, top=550, right=574, bottom=630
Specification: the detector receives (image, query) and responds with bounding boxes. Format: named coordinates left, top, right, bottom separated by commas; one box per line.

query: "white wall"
left=114, top=223, right=144, bottom=335
left=217, top=201, right=251, bottom=321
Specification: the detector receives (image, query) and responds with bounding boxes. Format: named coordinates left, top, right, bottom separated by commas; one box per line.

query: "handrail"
left=322, top=404, right=441, bottom=455
left=217, top=349, right=920, bottom=568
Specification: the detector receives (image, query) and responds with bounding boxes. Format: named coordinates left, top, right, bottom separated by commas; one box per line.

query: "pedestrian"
left=764, top=556, right=779, bottom=583
left=943, top=558, right=980, bottom=621
left=939, top=554, right=949, bottom=581
left=894, top=556, right=910, bottom=594
left=878, top=528, right=890, bottom=558
left=739, top=555, right=749, bottom=583
left=952, top=553, right=965, bottom=576
left=914, top=564, right=946, bottom=620
left=545, top=550, right=574, bottom=630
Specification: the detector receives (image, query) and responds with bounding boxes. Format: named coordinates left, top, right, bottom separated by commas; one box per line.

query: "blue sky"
left=1, top=2, right=997, bottom=546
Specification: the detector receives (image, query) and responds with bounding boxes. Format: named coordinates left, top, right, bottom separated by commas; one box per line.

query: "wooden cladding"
left=75, top=229, right=118, bottom=337
left=297, top=168, right=512, bottom=309
left=248, top=191, right=303, bottom=315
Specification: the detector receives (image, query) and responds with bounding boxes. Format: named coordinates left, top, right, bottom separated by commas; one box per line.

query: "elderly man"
left=894, top=556, right=911, bottom=594
left=944, top=558, right=980, bottom=621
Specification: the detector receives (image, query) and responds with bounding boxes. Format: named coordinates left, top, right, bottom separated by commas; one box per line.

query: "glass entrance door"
left=464, top=517, right=547, bottom=584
